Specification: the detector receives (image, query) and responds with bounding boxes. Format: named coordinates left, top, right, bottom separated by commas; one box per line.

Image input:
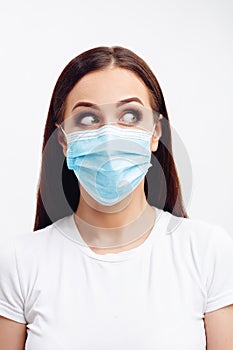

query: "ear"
left=150, top=114, right=163, bottom=152
left=55, top=123, right=67, bottom=157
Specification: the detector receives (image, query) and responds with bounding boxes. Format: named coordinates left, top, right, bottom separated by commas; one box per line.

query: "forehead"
left=64, top=67, right=152, bottom=113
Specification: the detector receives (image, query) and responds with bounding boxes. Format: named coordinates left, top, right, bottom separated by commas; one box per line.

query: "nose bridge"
left=100, top=102, right=118, bottom=125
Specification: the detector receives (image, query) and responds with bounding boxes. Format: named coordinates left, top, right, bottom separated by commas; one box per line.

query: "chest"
left=24, top=243, right=207, bottom=349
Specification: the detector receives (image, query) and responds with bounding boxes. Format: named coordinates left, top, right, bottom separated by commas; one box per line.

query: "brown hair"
left=34, top=46, right=188, bottom=231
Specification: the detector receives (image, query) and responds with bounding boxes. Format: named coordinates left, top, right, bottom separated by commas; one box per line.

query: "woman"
left=0, top=46, right=233, bottom=350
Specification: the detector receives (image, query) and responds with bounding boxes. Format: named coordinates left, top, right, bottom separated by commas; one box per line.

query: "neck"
left=75, top=181, right=147, bottom=228
left=74, top=181, right=156, bottom=249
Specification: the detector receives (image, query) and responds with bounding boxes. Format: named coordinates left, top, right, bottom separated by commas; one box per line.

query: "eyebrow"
left=71, top=97, right=144, bottom=111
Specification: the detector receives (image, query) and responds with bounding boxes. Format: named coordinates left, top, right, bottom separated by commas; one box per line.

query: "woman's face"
left=61, top=67, right=162, bottom=153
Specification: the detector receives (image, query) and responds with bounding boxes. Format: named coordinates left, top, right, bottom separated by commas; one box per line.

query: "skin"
left=0, top=316, right=27, bottom=349
left=204, top=305, right=233, bottom=349
left=1, top=67, right=232, bottom=350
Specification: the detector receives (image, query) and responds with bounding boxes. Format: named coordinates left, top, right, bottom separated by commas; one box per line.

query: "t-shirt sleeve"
left=204, top=225, right=233, bottom=313
left=0, top=237, right=26, bottom=324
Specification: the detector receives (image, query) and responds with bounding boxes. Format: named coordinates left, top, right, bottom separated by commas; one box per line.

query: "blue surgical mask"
left=62, top=125, right=153, bottom=206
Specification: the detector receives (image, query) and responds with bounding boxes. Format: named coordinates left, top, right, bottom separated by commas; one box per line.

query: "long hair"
left=34, top=46, right=188, bottom=231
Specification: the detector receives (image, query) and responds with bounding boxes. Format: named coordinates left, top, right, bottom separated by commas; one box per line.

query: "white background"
left=0, top=0, right=232, bottom=237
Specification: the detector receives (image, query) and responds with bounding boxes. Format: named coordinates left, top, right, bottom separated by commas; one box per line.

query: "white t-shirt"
left=1, top=207, right=233, bottom=350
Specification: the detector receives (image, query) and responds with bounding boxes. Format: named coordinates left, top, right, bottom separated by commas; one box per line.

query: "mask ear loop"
left=55, top=123, right=67, bottom=138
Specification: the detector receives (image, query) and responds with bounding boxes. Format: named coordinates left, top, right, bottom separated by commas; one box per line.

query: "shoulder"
left=184, top=216, right=233, bottom=254
left=164, top=210, right=233, bottom=312
left=161, top=210, right=233, bottom=247
left=160, top=210, right=233, bottom=274
left=0, top=215, right=73, bottom=293
left=0, top=215, right=73, bottom=264
left=15, top=215, right=72, bottom=247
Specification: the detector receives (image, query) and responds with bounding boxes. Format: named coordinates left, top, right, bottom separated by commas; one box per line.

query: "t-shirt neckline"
left=55, top=206, right=167, bottom=262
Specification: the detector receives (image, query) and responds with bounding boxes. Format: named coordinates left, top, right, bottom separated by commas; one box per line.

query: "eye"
left=74, top=113, right=100, bottom=126
left=120, top=109, right=142, bottom=125
left=80, top=115, right=99, bottom=125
